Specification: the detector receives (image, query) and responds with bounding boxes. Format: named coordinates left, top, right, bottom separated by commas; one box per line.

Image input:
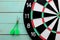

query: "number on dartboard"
left=26, top=3, right=31, bottom=7
left=25, top=14, right=29, bottom=18
left=27, top=23, right=31, bottom=28
left=24, top=0, right=60, bottom=40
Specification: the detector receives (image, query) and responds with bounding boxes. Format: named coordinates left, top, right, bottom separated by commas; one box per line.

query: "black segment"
left=47, top=32, right=56, bottom=40
left=52, top=19, right=59, bottom=31
left=46, top=4, right=57, bottom=13
left=47, top=19, right=59, bottom=40
left=37, top=0, right=46, bottom=6
left=36, top=24, right=46, bottom=34
left=24, top=0, right=59, bottom=40
left=33, top=11, right=56, bottom=19
left=24, top=0, right=41, bottom=40
left=36, top=17, right=57, bottom=34
left=53, top=0, right=59, bottom=12
left=44, top=13, right=56, bottom=17
left=37, top=0, right=57, bottom=13
left=45, top=17, right=57, bottom=26
left=33, top=11, right=42, bottom=19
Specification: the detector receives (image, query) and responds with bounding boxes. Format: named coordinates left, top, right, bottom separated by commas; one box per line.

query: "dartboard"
left=23, top=0, right=60, bottom=40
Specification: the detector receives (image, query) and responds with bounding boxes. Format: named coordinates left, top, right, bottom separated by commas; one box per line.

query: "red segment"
left=57, top=32, right=60, bottom=34
left=39, top=35, right=46, bottom=40
left=42, top=7, right=45, bottom=24
left=42, top=18, right=45, bottom=23
left=48, top=0, right=52, bottom=2
left=42, top=7, right=45, bottom=12
left=47, top=27, right=52, bottom=31
left=31, top=2, right=36, bottom=10
left=31, top=20, right=35, bottom=28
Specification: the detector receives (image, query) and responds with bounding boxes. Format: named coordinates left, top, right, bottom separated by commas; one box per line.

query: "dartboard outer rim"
left=23, top=0, right=60, bottom=40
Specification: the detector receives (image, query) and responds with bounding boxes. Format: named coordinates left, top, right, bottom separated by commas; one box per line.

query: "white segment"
left=44, top=16, right=56, bottom=22
left=55, top=34, right=60, bottom=40
left=48, top=18, right=58, bottom=30
left=33, top=16, right=56, bottom=27
left=41, top=29, right=50, bottom=39
left=46, top=0, right=49, bottom=1
left=46, top=0, right=58, bottom=12
left=58, top=0, right=60, bottom=11
left=55, top=19, right=60, bottom=40
left=56, top=19, right=60, bottom=31
left=33, top=2, right=43, bottom=12
left=33, top=18, right=42, bottom=27
left=33, top=2, right=56, bottom=14
left=44, top=8, right=56, bottom=14
left=40, top=18, right=57, bottom=39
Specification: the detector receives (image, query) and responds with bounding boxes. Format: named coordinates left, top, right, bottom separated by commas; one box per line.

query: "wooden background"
left=0, top=0, right=32, bottom=40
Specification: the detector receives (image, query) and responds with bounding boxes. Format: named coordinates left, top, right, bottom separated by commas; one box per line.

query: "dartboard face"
left=24, top=0, right=60, bottom=40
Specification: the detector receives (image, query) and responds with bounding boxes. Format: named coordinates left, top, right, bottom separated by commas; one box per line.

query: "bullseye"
left=57, top=12, right=60, bottom=19
left=24, top=0, right=60, bottom=40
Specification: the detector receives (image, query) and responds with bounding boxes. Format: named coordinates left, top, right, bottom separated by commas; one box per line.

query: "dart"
left=10, top=28, right=15, bottom=35
left=14, top=19, right=20, bottom=35
left=10, top=18, right=20, bottom=35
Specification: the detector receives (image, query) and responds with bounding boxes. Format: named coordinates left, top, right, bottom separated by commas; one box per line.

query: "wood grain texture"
left=0, top=2, right=25, bottom=12
left=0, top=0, right=26, bottom=2
left=0, top=35, right=31, bottom=40
left=0, top=0, right=32, bottom=40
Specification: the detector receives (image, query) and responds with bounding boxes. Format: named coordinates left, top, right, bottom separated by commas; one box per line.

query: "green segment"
left=44, top=23, right=48, bottom=28
left=44, top=2, right=48, bottom=7
left=30, top=0, right=57, bottom=37
left=30, top=0, right=37, bottom=20
left=57, top=12, right=60, bottom=19
left=34, top=0, right=37, bottom=2
left=34, top=28, right=40, bottom=36
left=52, top=30, right=56, bottom=33
left=41, top=2, right=57, bottom=34
left=42, top=12, right=44, bottom=18
left=10, top=19, right=20, bottom=35
left=30, top=11, right=33, bottom=20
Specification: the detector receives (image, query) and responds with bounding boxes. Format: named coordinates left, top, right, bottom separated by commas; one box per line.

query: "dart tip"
left=16, top=18, right=20, bottom=24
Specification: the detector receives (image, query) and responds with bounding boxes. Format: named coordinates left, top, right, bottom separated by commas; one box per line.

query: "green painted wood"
left=0, top=23, right=27, bottom=34
left=0, top=2, right=25, bottom=12
left=0, top=0, right=26, bottom=2
left=0, top=13, right=23, bottom=23
left=0, top=0, right=32, bottom=40
left=0, top=13, right=28, bottom=34
left=0, top=35, right=31, bottom=40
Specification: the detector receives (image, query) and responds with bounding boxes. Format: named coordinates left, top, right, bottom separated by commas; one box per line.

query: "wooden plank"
left=0, top=35, right=31, bottom=40
left=0, top=13, right=23, bottom=23
left=0, top=2, right=25, bottom=12
left=0, top=13, right=28, bottom=34
left=0, top=23, right=27, bottom=34
left=0, top=0, right=32, bottom=40
left=0, top=0, right=26, bottom=2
